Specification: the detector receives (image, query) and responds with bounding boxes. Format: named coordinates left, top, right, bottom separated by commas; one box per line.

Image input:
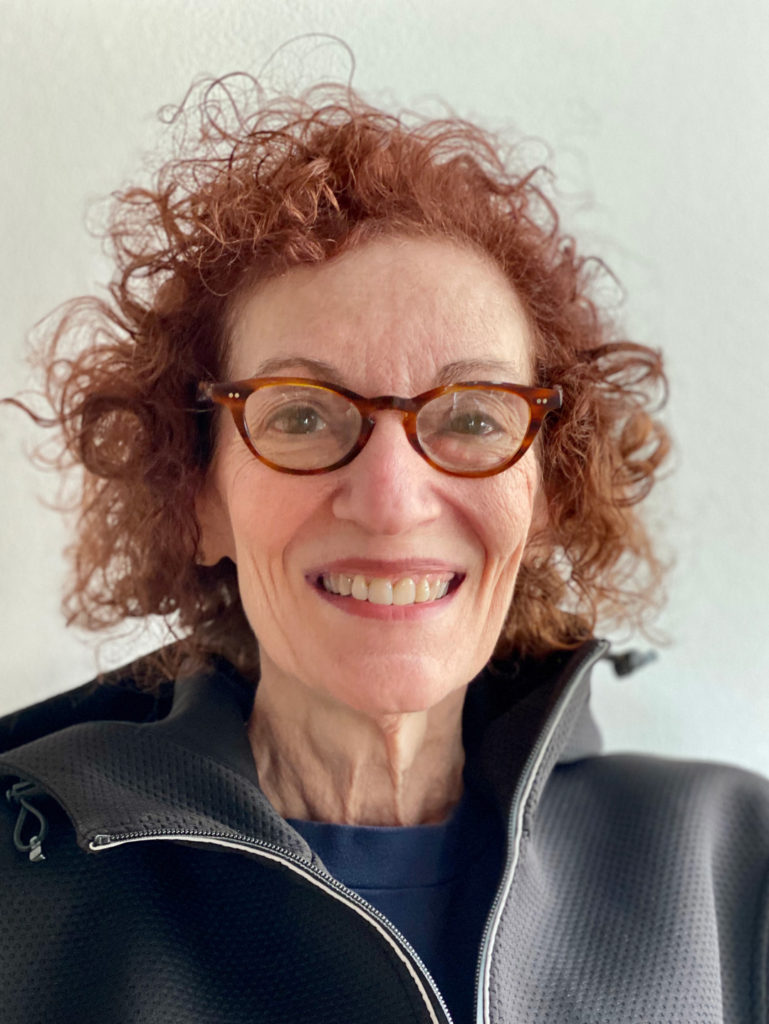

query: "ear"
left=195, top=477, right=237, bottom=566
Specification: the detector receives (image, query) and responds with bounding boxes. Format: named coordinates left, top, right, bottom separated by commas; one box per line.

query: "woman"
left=1, top=78, right=767, bottom=1023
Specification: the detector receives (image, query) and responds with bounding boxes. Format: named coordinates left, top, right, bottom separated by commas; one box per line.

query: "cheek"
left=445, top=460, right=539, bottom=659
left=475, top=460, right=539, bottom=566
left=468, top=460, right=539, bottom=631
left=225, top=474, right=294, bottom=561
left=221, top=469, right=314, bottom=642
left=221, top=457, right=335, bottom=576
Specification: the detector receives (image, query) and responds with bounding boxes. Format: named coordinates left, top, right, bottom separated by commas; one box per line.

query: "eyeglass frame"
left=196, top=376, right=563, bottom=478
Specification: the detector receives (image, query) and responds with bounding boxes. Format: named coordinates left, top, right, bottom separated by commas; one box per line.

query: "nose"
left=330, top=412, right=443, bottom=535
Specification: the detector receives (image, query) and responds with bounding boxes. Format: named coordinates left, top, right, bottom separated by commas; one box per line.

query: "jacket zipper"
left=89, top=828, right=453, bottom=1024
left=473, top=641, right=608, bottom=1023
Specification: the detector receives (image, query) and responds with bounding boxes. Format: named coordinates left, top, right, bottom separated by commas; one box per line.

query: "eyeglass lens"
left=242, top=383, right=532, bottom=472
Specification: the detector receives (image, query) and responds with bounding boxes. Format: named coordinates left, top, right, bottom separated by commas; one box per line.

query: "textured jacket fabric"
left=1, top=641, right=768, bottom=1024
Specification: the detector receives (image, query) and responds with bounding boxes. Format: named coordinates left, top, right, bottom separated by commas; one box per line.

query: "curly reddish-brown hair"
left=19, top=75, right=669, bottom=680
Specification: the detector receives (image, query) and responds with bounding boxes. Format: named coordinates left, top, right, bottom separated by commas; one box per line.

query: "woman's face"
left=198, top=236, right=541, bottom=717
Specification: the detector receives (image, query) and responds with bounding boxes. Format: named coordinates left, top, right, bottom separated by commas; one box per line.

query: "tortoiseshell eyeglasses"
left=196, top=377, right=562, bottom=478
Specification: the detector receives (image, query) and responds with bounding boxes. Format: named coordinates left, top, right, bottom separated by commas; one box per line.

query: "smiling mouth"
left=317, top=572, right=461, bottom=606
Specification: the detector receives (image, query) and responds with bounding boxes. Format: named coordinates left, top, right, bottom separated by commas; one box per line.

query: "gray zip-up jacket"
left=1, top=641, right=767, bottom=1023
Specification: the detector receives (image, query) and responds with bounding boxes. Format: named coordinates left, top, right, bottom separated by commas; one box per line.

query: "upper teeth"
left=321, top=573, right=452, bottom=605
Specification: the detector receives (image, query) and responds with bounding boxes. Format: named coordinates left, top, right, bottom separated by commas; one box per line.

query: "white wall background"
left=1, top=0, right=767, bottom=776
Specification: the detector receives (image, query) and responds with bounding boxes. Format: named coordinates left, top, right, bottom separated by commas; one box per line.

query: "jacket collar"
left=463, top=640, right=607, bottom=818
left=0, top=656, right=312, bottom=860
left=0, top=640, right=607, bottom=853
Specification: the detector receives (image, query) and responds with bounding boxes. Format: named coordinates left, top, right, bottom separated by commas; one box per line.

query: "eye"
left=268, top=404, right=328, bottom=435
left=446, top=411, right=501, bottom=437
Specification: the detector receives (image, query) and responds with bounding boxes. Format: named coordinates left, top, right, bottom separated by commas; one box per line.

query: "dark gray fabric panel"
left=489, top=755, right=769, bottom=1022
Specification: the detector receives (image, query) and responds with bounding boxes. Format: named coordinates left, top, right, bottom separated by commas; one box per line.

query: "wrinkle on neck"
left=248, top=669, right=466, bottom=826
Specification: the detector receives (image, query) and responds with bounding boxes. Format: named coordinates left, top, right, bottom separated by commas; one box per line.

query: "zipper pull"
left=6, top=780, right=49, bottom=863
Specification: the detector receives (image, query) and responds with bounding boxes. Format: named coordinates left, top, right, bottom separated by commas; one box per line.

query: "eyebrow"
left=249, top=356, right=525, bottom=388
left=250, top=357, right=346, bottom=382
left=433, top=359, right=525, bottom=385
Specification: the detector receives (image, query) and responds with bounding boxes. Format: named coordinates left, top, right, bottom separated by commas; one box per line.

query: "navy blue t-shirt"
left=289, top=784, right=504, bottom=1024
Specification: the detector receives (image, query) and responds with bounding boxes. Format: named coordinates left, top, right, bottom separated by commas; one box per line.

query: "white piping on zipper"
left=474, top=641, right=608, bottom=1023
left=89, top=831, right=450, bottom=1024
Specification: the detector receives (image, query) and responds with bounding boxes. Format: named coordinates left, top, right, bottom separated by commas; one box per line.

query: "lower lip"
left=314, top=584, right=460, bottom=620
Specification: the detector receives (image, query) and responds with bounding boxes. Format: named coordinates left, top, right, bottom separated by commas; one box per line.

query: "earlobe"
left=195, top=479, right=236, bottom=566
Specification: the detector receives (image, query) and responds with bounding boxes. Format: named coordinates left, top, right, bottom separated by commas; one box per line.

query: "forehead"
left=229, top=236, right=532, bottom=390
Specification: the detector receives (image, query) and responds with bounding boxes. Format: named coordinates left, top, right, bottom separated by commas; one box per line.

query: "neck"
left=247, top=661, right=466, bottom=827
